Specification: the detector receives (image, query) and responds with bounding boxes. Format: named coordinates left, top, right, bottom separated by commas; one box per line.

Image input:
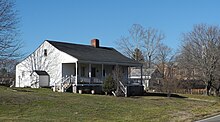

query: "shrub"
left=102, top=75, right=116, bottom=94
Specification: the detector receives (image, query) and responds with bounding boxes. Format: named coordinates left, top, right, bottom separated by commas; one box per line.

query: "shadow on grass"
left=11, top=88, right=34, bottom=92
left=143, top=92, right=188, bottom=98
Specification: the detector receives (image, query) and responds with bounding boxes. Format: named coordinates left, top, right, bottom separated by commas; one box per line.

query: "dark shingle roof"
left=47, top=40, right=141, bottom=66
left=33, top=70, right=49, bottom=75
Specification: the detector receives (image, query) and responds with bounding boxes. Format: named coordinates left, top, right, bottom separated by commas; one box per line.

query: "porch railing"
left=128, top=78, right=142, bottom=85
left=119, top=81, right=126, bottom=94
left=72, top=76, right=103, bottom=84
left=54, top=76, right=74, bottom=92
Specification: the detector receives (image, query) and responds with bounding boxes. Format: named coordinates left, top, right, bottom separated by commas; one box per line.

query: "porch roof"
left=47, top=40, right=141, bottom=66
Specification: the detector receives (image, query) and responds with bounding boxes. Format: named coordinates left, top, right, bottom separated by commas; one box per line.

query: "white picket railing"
left=54, top=75, right=75, bottom=92
left=53, top=76, right=103, bottom=92
left=78, top=77, right=103, bottom=84
left=128, top=78, right=142, bottom=85
left=62, top=76, right=75, bottom=92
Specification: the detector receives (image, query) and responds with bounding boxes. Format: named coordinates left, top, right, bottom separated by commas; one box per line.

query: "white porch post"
left=78, top=63, right=81, bottom=77
left=126, top=66, right=128, bottom=84
left=128, top=66, right=130, bottom=78
left=89, top=63, right=91, bottom=84
left=127, top=66, right=130, bottom=84
left=141, top=65, right=143, bottom=85
left=101, top=64, right=104, bottom=80
left=75, top=62, right=78, bottom=85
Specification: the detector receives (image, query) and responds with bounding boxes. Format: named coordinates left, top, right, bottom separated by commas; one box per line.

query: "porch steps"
left=53, top=76, right=74, bottom=92
left=112, top=91, right=116, bottom=96
left=63, top=82, right=72, bottom=92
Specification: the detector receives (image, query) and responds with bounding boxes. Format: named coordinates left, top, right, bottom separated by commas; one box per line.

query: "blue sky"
left=16, top=0, right=220, bottom=56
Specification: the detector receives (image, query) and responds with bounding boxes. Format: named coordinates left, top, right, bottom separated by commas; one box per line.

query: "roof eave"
left=78, top=60, right=142, bottom=67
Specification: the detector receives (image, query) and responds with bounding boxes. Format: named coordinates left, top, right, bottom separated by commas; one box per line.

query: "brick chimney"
left=91, top=39, right=99, bottom=48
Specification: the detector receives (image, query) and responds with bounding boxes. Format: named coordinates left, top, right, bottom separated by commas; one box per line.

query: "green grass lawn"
left=0, top=86, right=220, bottom=122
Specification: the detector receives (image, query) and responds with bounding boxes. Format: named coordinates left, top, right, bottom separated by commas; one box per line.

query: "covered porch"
left=60, top=61, right=143, bottom=94
left=62, top=62, right=122, bottom=84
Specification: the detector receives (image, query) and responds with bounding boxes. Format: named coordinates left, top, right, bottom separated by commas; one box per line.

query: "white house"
left=130, top=67, right=163, bottom=90
left=16, top=39, right=143, bottom=96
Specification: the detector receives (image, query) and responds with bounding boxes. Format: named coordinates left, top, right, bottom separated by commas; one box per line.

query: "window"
left=44, top=49, right=47, bottom=56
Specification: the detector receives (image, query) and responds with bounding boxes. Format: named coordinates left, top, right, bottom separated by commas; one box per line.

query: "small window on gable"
left=44, top=49, right=47, bottom=56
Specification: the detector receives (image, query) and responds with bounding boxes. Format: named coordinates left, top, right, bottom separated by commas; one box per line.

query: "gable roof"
left=130, top=68, right=163, bottom=78
left=33, top=70, right=49, bottom=75
left=47, top=40, right=141, bottom=66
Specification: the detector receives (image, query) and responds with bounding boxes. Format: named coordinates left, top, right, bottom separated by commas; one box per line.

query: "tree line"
left=117, top=24, right=220, bottom=96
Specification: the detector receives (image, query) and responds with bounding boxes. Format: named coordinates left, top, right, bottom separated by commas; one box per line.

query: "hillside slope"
left=0, top=86, right=220, bottom=121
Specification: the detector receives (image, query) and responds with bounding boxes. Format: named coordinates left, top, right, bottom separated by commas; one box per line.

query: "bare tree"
left=0, top=58, right=17, bottom=86
left=156, top=43, right=172, bottom=78
left=143, top=28, right=165, bottom=68
left=0, top=0, right=21, bottom=63
left=164, top=55, right=178, bottom=96
left=155, top=44, right=177, bottom=94
left=116, top=24, right=145, bottom=59
left=116, top=24, right=165, bottom=93
left=155, top=43, right=175, bottom=93
left=116, top=24, right=164, bottom=67
left=179, top=24, right=220, bottom=96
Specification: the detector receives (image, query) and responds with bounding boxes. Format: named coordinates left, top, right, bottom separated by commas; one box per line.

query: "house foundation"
left=72, top=85, right=103, bottom=94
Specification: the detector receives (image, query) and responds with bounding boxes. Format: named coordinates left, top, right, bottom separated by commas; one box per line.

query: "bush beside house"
left=102, top=75, right=116, bottom=95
